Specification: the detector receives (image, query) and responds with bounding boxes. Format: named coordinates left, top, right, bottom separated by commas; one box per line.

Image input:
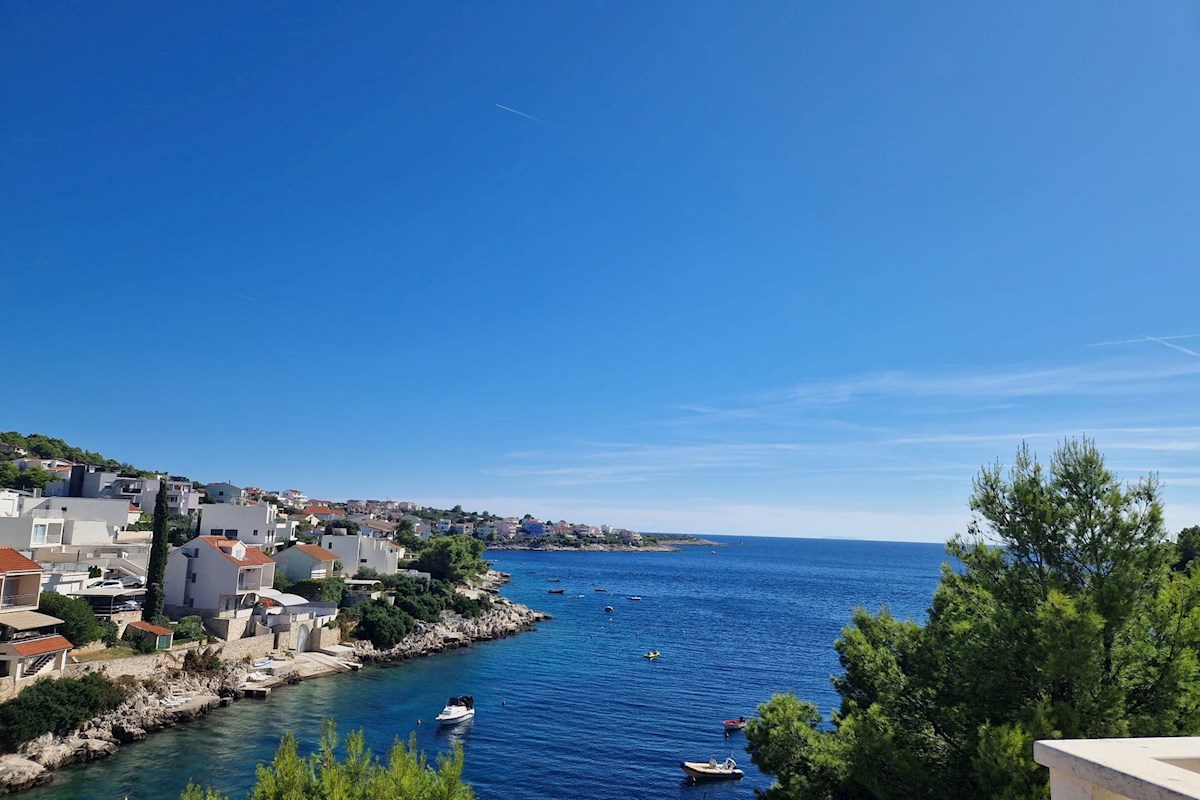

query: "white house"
left=206, top=482, right=245, bottom=504
left=164, top=535, right=276, bottom=618
left=199, top=503, right=289, bottom=552
left=272, top=544, right=339, bottom=582
left=281, top=489, right=308, bottom=508
left=317, top=531, right=405, bottom=576
left=0, top=496, right=138, bottom=553
left=435, top=519, right=452, bottom=533
left=0, top=548, right=73, bottom=691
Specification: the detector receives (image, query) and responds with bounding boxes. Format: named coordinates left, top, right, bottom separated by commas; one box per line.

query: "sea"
left=23, top=536, right=949, bottom=800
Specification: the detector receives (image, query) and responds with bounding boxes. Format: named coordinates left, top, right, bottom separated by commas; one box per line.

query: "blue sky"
left=3, top=2, right=1199, bottom=541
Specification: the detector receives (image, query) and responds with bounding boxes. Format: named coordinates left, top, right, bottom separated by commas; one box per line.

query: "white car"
left=89, top=579, right=124, bottom=588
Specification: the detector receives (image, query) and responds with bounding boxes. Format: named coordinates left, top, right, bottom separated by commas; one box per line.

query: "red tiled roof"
left=128, top=620, right=173, bottom=637
left=288, top=543, right=337, bottom=562
left=11, top=635, right=73, bottom=657
left=199, top=536, right=275, bottom=567
left=128, top=503, right=140, bottom=512
left=304, top=506, right=333, bottom=515
left=0, top=547, right=42, bottom=574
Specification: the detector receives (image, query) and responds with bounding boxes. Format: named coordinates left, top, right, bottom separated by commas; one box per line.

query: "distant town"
left=0, top=431, right=666, bottom=712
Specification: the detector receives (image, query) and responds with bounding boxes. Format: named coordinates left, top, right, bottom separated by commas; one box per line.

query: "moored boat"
left=435, top=695, right=475, bottom=725
left=604, top=605, right=614, bottom=612
left=723, top=716, right=748, bottom=732
left=681, top=758, right=744, bottom=782
left=628, top=595, right=642, bottom=601
left=643, top=649, right=660, bottom=659
left=548, top=588, right=565, bottom=594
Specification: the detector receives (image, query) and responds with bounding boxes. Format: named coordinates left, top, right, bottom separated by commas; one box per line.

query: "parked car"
left=89, top=579, right=123, bottom=588
left=119, top=576, right=144, bottom=588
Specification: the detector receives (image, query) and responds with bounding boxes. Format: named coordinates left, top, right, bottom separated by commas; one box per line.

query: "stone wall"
left=207, top=634, right=275, bottom=664
left=64, top=644, right=200, bottom=682
left=307, top=625, right=340, bottom=652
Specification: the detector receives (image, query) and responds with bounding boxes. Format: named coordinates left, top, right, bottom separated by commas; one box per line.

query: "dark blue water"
left=25, top=537, right=947, bottom=799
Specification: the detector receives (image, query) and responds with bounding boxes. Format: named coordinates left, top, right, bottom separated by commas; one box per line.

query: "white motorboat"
left=435, top=695, right=475, bottom=725
left=681, top=757, right=744, bottom=782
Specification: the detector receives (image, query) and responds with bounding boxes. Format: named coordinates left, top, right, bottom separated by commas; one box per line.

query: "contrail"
left=1089, top=334, right=1200, bottom=358
left=495, top=104, right=547, bottom=125
left=1090, top=334, right=1200, bottom=347
left=231, top=291, right=256, bottom=301
left=1145, top=335, right=1200, bottom=358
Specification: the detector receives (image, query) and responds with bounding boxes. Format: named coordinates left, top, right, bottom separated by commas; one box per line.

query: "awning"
left=70, top=587, right=144, bottom=597
left=256, top=588, right=309, bottom=607
left=0, top=610, right=65, bottom=631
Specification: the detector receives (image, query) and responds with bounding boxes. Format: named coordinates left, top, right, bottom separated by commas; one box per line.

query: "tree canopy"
left=415, top=535, right=486, bottom=583
left=37, top=592, right=103, bottom=647
left=746, top=439, right=1200, bottom=800
left=180, top=721, right=474, bottom=799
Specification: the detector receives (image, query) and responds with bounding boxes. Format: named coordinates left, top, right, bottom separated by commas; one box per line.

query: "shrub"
left=36, top=592, right=103, bottom=647
left=0, top=673, right=127, bottom=751
left=173, top=616, right=206, bottom=642
left=354, top=600, right=415, bottom=648
left=182, top=647, right=222, bottom=675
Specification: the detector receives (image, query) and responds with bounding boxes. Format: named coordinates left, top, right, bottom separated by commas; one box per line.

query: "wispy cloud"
left=495, top=103, right=548, bottom=125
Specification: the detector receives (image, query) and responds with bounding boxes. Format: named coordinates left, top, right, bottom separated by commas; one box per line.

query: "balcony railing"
left=23, top=508, right=65, bottom=519
left=0, top=592, right=40, bottom=610
left=1036, top=737, right=1200, bottom=800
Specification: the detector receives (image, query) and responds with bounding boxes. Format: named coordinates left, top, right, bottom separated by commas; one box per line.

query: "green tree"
left=415, top=535, right=486, bottom=583
left=1176, top=525, right=1200, bottom=572
left=354, top=600, right=415, bottom=648
left=143, top=483, right=169, bottom=622
left=37, top=592, right=103, bottom=647
left=180, top=720, right=474, bottom=799
left=746, top=439, right=1197, bottom=800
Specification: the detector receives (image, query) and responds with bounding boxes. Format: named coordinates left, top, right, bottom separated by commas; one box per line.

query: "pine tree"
left=143, top=483, right=169, bottom=622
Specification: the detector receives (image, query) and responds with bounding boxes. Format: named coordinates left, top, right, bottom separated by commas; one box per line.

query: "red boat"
left=723, top=717, right=747, bottom=732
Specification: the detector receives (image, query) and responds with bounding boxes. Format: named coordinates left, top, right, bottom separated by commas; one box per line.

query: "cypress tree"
left=142, top=482, right=169, bottom=622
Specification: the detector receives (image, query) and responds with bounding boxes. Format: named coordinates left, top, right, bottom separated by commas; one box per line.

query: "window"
left=211, top=529, right=224, bottom=536
left=32, top=523, right=47, bottom=546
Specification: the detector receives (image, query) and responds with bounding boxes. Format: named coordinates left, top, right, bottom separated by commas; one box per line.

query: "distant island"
left=487, top=533, right=720, bottom=552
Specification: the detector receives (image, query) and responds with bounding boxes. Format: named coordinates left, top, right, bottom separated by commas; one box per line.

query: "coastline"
left=487, top=537, right=721, bottom=553
left=0, top=571, right=548, bottom=797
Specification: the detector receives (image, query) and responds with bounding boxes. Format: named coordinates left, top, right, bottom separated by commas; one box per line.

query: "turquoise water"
left=25, top=536, right=948, bottom=799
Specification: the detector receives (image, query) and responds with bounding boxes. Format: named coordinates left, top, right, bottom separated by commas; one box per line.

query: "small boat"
left=723, top=716, right=748, bottom=732
left=546, top=578, right=561, bottom=583
left=681, top=757, right=744, bottom=782
left=594, top=588, right=608, bottom=592
left=436, top=695, right=475, bottom=725
left=246, top=671, right=269, bottom=682
left=548, top=588, right=565, bottom=594
left=643, top=650, right=660, bottom=660
left=604, top=605, right=614, bottom=613
left=628, top=596, right=642, bottom=601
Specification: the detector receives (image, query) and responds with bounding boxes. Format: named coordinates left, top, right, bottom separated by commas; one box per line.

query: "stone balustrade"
left=1036, top=738, right=1200, bottom=800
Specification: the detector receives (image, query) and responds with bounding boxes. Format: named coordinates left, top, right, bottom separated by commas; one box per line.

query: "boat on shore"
left=681, top=758, right=744, bottom=782
left=435, top=695, right=475, bottom=725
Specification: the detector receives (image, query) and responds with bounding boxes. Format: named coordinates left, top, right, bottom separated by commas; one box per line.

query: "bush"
left=0, top=673, right=127, bottom=751
left=354, top=600, right=415, bottom=648
left=173, top=616, right=205, bottom=642
left=292, top=578, right=345, bottom=606
left=37, top=592, right=103, bottom=647
left=451, top=593, right=492, bottom=619
left=182, top=646, right=222, bottom=675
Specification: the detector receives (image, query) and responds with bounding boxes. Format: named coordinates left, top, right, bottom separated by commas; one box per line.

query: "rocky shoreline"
left=0, top=572, right=548, bottom=796
left=488, top=538, right=720, bottom=553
